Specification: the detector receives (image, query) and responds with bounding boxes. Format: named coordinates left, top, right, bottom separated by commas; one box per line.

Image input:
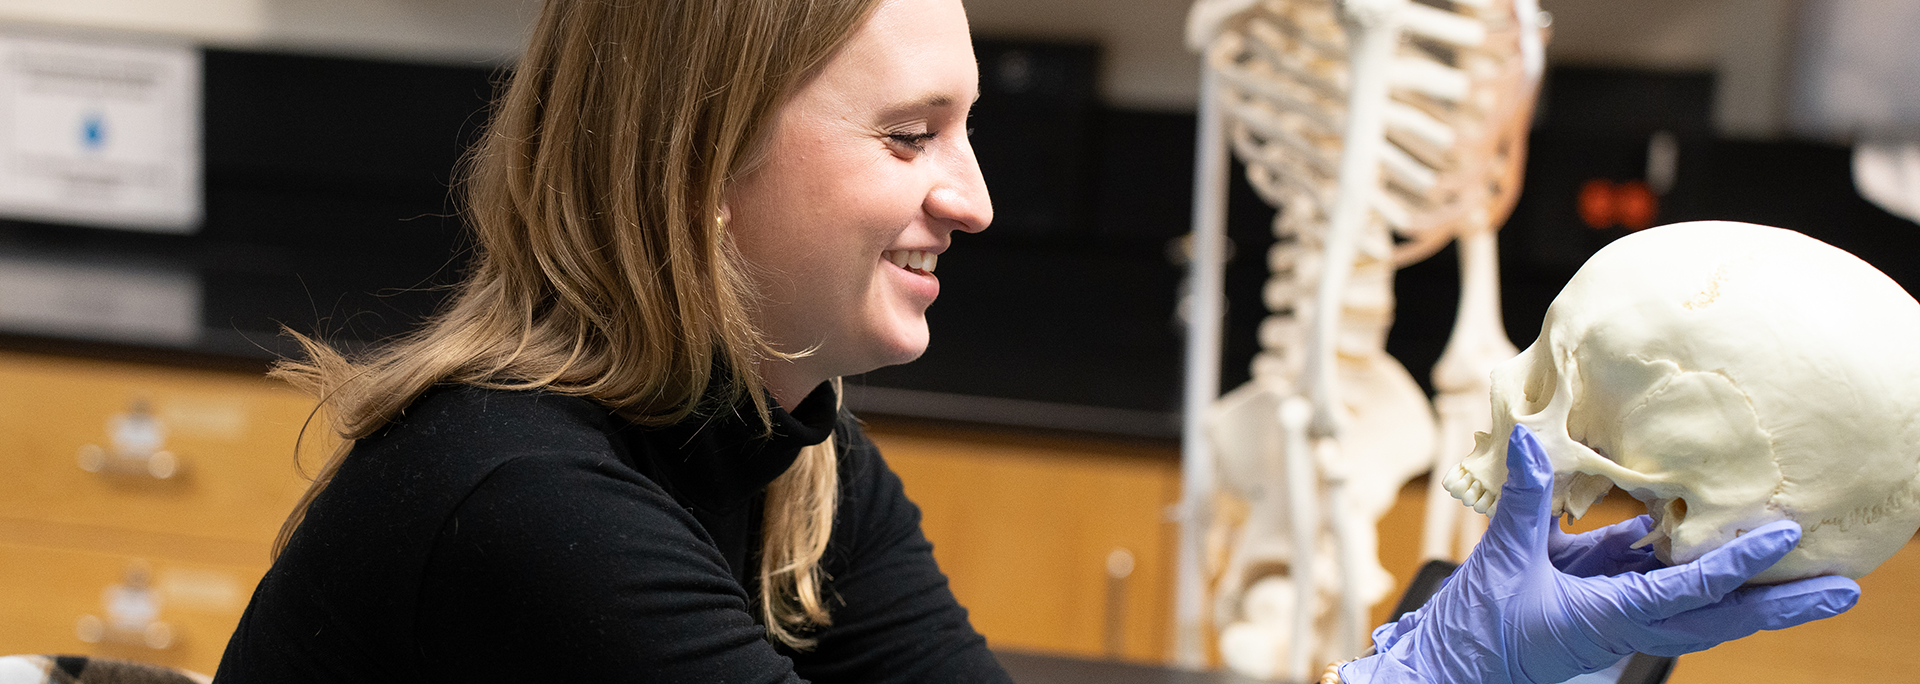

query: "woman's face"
left=727, top=0, right=991, bottom=405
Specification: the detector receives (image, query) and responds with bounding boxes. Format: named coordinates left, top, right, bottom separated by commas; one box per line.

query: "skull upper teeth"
left=884, top=250, right=937, bottom=273
left=1443, top=463, right=1499, bottom=515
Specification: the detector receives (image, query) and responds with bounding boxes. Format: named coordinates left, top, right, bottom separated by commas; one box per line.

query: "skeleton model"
left=1445, top=221, right=1920, bottom=584
left=1175, top=0, right=1547, bottom=678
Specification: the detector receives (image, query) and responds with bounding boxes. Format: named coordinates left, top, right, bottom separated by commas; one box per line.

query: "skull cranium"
left=1442, top=221, right=1920, bottom=583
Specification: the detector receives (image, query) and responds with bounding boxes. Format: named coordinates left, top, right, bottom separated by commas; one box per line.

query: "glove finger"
left=1591, top=515, right=1663, bottom=575
left=1642, top=575, right=1860, bottom=646
left=1552, top=515, right=1661, bottom=577
left=1611, top=520, right=1803, bottom=620
left=1547, top=519, right=1597, bottom=558
left=1482, top=425, right=1554, bottom=569
left=1588, top=514, right=1656, bottom=546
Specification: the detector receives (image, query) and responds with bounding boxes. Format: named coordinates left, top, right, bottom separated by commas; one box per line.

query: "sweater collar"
left=639, top=380, right=838, bottom=513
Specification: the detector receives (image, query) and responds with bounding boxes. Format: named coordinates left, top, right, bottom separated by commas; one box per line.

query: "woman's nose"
left=926, top=135, right=992, bottom=233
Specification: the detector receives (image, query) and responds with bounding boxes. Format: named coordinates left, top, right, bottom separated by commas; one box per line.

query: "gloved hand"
left=1343, top=425, right=1861, bottom=684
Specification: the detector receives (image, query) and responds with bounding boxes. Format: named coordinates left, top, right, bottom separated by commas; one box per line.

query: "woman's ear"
left=717, top=203, right=731, bottom=231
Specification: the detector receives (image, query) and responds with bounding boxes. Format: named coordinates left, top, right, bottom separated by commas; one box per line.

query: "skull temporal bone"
left=1442, top=221, right=1920, bottom=583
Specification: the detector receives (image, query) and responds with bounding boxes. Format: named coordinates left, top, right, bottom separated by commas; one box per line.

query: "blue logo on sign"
left=81, top=113, right=106, bottom=150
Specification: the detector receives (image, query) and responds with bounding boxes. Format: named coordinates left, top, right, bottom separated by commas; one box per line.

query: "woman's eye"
left=886, top=131, right=937, bottom=152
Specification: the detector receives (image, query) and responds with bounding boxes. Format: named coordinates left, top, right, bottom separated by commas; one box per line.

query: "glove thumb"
left=1482, top=425, right=1555, bottom=569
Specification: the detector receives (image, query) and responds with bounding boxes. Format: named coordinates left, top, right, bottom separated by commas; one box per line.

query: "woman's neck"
left=757, top=360, right=824, bottom=413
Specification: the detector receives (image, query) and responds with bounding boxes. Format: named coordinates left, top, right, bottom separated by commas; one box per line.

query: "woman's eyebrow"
left=877, top=92, right=978, bottom=119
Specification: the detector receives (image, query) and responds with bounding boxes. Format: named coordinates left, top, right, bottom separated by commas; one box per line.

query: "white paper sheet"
left=0, top=32, right=200, bottom=233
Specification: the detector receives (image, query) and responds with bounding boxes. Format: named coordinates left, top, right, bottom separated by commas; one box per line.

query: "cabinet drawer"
left=0, top=540, right=264, bottom=676
left=870, top=421, right=1182, bottom=664
left=0, top=351, right=321, bottom=544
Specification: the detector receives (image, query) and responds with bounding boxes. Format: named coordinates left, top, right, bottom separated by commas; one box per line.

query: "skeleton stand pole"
left=1174, top=62, right=1232, bottom=670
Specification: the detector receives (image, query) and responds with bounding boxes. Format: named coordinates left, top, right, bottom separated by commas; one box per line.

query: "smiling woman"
left=208, top=0, right=1010, bottom=682
left=727, top=0, right=991, bottom=411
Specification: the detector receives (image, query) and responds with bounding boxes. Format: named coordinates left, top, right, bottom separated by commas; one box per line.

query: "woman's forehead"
left=809, top=0, right=979, bottom=110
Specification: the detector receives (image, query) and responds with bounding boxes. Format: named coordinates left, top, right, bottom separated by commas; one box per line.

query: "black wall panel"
left=2, top=49, right=1910, bottom=435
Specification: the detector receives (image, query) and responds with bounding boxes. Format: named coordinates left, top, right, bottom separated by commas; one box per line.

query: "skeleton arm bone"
left=1422, top=229, right=1518, bottom=560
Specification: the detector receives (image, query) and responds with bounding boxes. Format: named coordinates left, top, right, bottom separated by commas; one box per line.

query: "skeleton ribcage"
left=1207, top=0, right=1533, bottom=380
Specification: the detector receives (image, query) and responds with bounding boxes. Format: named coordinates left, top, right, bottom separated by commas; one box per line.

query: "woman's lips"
left=881, top=249, right=940, bottom=302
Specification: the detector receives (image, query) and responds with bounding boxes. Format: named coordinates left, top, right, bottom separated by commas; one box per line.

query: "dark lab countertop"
left=995, top=651, right=1276, bottom=684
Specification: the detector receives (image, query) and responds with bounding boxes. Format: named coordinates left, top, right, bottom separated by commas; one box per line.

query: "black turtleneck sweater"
left=213, top=383, right=1011, bottom=683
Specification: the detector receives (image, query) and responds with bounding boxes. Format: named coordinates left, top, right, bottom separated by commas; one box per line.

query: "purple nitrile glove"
left=1343, top=425, right=1861, bottom=684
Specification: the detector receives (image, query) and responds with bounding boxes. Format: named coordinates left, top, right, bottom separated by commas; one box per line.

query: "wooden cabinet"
left=0, top=350, right=1199, bottom=672
left=0, top=350, right=316, bottom=675
left=0, top=349, right=1197, bottom=672
left=0, top=353, right=1473, bottom=672
left=867, top=419, right=1184, bottom=664
left=0, top=542, right=266, bottom=672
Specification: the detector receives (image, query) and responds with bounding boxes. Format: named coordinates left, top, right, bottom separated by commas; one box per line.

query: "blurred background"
left=0, top=0, right=1913, bottom=680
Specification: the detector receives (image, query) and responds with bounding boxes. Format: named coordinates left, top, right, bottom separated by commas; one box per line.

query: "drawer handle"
left=75, top=614, right=174, bottom=650
left=77, top=444, right=180, bottom=479
left=76, top=399, right=183, bottom=480
left=76, top=561, right=177, bottom=650
left=1104, top=547, right=1135, bottom=657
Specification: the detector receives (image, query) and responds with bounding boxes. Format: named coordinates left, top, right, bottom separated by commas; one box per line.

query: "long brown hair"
left=274, top=0, right=883, bottom=648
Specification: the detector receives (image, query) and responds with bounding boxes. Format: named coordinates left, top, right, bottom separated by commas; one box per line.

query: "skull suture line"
left=1442, top=221, right=1920, bottom=583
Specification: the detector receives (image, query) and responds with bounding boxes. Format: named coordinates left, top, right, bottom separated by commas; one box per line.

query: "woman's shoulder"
left=370, top=384, right=622, bottom=457
left=316, top=384, right=645, bottom=532
left=222, top=386, right=701, bottom=681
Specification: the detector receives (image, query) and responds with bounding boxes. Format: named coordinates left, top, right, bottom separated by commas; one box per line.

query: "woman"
left=215, top=0, right=1859, bottom=681
left=217, top=0, right=997, bottom=681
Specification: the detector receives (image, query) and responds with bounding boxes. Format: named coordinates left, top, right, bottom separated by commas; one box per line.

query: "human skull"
left=1441, top=221, right=1920, bottom=583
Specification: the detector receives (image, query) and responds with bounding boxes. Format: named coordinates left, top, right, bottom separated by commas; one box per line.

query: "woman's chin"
left=860, top=324, right=932, bottom=372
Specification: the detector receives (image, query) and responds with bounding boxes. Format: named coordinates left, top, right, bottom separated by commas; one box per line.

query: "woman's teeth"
left=884, top=250, right=937, bottom=273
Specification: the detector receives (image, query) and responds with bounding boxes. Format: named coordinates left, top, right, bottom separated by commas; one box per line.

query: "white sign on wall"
left=0, top=253, right=201, bottom=344
left=0, top=32, right=200, bottom=233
